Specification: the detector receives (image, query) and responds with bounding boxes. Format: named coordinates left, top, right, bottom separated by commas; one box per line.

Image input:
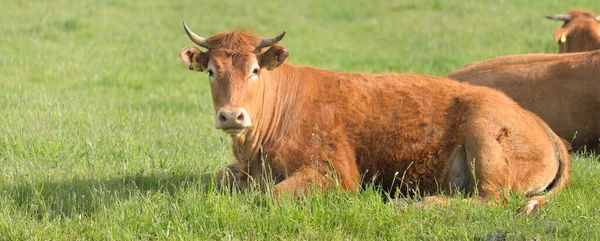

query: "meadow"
left=1, top=0, right=600, bottom=239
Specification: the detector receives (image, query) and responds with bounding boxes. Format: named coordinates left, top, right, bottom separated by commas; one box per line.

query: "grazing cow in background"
left=178, top=23, right=570, bottom=214
left=447, top=50, right=600, bottom=153
left=546, top=9, right=600, bottom=53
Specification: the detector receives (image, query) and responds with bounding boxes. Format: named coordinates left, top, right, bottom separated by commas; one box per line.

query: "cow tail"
left=544, top=131, right=571, bottom=196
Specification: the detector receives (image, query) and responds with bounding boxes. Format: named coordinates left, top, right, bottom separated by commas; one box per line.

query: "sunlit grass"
left=1, top=0, right=599, bottom=239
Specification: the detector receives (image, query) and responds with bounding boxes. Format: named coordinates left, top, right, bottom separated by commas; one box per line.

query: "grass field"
left=1, top=0, right=600, bottom=239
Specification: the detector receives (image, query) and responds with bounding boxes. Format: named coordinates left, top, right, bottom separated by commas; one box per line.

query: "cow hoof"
left=518, top=196, right=548, bottom=216
left=519, top=199, right=541, bottom=216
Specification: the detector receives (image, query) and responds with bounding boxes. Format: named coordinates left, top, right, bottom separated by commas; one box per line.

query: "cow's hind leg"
left=463, top=135, right=514, bottom=203
left=519, top=131, right=571, bottom=215
left=395, top=145, right=482, bottom=208
left=396, top=135, right=513, bottom=210
left=406, top=131, right=553, bottom=215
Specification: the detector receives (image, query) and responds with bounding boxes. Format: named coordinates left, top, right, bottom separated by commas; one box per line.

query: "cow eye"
left=249, top=68, right=260, bottom=81
left=207, top=69, right=214, bottom=77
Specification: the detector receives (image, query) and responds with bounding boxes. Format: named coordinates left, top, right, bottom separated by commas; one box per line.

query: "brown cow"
left=546, top=9, right=600, bottom=53
left=178, top=23, right=570, bottom=214
left=447, top=50, right=600, bottom=153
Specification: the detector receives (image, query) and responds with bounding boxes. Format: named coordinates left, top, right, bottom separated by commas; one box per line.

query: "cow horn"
left=257, top=31, right=286, bottom=49
left=596, top=16, right=600, bottom=22
left=183, top=21, right=209, bottom=48
left=545, top=14, right=571, bottom=21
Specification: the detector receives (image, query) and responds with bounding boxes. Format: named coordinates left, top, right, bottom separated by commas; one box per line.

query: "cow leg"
left=397, top=144, right=475, bottom=207
left=400, top=136, right=511, bottom=209
left=456, top=131, right=513, bottom=204
left=272, top=166, right=323, bottom=197
left=464, top=121, right=568, bottom=215
left=404, top=130, right=561, bottom=216
left=274, top=140, right=361, bottom=197
left=274, top=161, right=360, bottom=198
left=216, top=162, right=249, bottom=190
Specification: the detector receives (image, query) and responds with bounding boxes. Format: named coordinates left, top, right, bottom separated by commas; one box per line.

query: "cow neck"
left=230, top=63, right=304, bottom=161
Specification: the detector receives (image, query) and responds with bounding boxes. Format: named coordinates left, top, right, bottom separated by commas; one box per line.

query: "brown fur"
left=179, top=29, right=571, bottom=214
left=447, top=50, right=600, bottom=153
left=208, top=30, right=263, bottom=53
left=551, top=10, right=600, bottom=53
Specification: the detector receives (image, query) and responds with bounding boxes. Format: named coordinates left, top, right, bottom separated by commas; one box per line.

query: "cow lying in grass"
left=447, top=50, right=600, bottom=153
left=178, top=23, right=570, bottom=215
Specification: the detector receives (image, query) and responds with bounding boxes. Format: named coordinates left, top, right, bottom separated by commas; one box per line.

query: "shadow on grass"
left=1, top=171, right=216, bottom=219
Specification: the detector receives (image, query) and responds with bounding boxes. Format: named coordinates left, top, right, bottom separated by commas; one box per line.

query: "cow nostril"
left=218, top=113, right=227, bottom=123
left=236, top=113, right=245, bottom=122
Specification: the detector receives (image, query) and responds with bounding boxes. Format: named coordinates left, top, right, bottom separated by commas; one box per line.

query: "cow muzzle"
left=215, top=108, right=252, bottom=135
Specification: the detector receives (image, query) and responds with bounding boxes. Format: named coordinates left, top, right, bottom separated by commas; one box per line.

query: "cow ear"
left=179, top=46, right=208, bottom=72
left=553, top=28, right=569, bottom=43
left=259, top=45, right=289, bottom=70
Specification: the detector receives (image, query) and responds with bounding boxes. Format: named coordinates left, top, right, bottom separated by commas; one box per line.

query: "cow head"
left=179, top=23, right=289, bottom=135
left=546, top=10, right=600, bottom=52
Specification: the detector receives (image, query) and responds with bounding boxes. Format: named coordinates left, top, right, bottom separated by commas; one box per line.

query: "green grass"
left=1, top=0, right=600, bottom=239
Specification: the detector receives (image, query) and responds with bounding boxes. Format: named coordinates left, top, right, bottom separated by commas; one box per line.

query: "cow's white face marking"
left=249, top=59, right=260, bottom=83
